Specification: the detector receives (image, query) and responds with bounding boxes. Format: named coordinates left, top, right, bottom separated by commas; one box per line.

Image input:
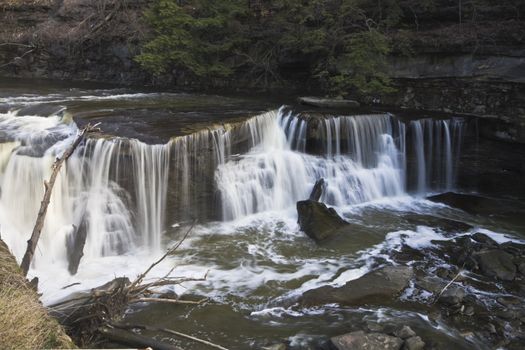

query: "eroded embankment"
left=0, top=239, right=75, bottom=349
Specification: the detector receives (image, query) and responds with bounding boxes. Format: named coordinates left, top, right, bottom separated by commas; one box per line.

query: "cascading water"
left=216, top=110, right=464, bottom=220
left=0, top=110, right=170, bottom=273
left=0, top=106, right=465, bottom=276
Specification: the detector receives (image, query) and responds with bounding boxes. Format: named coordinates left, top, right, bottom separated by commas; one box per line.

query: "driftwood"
left=20, top=124, right=99, bottom=276
left=20, top=123, right=100, bottom=275
left=66, top=219, right=88, bottom=275
left=309, top=178, right=326, bottom=201
left=111, top=323, right=230, bottom=350
left=99, top=325, right=179, bottom=350
left=49, top=223, right=227, bottom=349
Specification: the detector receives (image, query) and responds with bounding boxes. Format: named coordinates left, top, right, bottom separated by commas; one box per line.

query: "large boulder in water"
left=330, top=331, right=403, bottom=350
left=300, top=265, right=413, bottom=306
left=296, top=199, right=349, bottom=241
left=473, top=249, right=517, bottom=281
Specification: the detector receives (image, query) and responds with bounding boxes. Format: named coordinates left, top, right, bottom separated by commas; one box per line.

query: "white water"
left=0, top=111, right=170, bottom=273
left=217, top=110, right=463, bottom=220
left=0, top=106, right=469, bottom=306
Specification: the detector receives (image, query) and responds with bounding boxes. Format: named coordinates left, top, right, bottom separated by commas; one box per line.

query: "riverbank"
left=0, top=238, right=75, bottom=349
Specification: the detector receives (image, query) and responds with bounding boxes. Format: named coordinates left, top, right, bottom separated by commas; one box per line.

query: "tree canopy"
left=136, top=0, right=525, bottom=96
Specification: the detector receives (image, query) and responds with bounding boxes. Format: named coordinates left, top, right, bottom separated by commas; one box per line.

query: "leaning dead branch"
left=20, top=123, right=101, bottom=276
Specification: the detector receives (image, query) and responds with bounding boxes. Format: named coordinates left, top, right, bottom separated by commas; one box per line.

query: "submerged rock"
left=330, top=331, right=403, bottom=350
left=296, top=199, right=349, bottom=241
left=298, top=96, right=360, bottom=109
left=301, top=266, right=413, bottom=306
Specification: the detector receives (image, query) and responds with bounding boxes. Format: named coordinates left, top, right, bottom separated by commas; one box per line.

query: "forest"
left=137, top=0, right=524, bottom=95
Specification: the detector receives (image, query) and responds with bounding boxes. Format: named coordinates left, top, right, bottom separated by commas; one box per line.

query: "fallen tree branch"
left=0, top=42, right=35, bottom=48
left=99, top=325, right=178, bottom=350
left=131, top=297, right=207, bottom=305
left=20, top=123, right=101, bottom=275
left=50, top=222, right=208, bottom=347
left=128, top=221, right=196, bottom=290
left=112, top=323, right=230, bottom=350
left=433, top=264, right=465, bottom=304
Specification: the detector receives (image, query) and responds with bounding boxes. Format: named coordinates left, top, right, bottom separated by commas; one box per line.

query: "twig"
left=433, top=265, right=464, bottom=304
left=0, top=42, right=34, bottom=48
left=112, top=323, right=230, bottom=350
left=20, top=123, right=100, bottom=275
left=128, top=221, right=196, bottom=289
left=61, top=282, right=81, bottom=290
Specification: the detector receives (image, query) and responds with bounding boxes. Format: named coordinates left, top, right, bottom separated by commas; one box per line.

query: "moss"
left=0, top=239, right=76, bottom=349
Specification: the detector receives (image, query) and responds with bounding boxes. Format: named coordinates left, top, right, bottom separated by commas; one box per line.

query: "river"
left=1, top=78, right=524, bottom=349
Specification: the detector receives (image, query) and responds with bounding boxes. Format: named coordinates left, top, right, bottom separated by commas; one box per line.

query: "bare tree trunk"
left=20, top=124, right=99, bottom=276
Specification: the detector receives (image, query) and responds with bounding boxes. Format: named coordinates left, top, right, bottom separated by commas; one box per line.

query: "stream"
left=1, top=79, right=524, bottom=349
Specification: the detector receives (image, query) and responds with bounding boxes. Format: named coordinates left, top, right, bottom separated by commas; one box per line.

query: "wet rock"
left=485, top=323, right=497, bottom=334
left=415, top=275, right=447, bottom=294
left=471, top=232, right=499, bottom=247
left=404, top=213, right=472, bottom=233
left=262, top=343, right=287, bottom=350
left=366, top=321, right=385, bottom=333
left=427, top=192, right=488, bottom=213
left=474, top=249, right=516, bottom=281
left=395, top=326, right=416, bottom=339
left=518, top=262, right=525, bottom=275
left=330, top=331, right=403, bottom=350
left=298, top=97, right=360, bottom=109
left=403, top=336, right=425, bottom=350
left=497, top=296, right=522, bottom=307
left=301, top=266, right=413, bottom=306
left=500, top=241, right=525, bottom=257
left=296, top=200, right=349, bottom=241
left=463, top=305, right=475, bottom=316
left=438, top=287, right=465, bottom=306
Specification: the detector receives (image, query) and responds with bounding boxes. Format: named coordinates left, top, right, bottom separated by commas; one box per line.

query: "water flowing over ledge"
left=0, top=107, right=465, bottom=276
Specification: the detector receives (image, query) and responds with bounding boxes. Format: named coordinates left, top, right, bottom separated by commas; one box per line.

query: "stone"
left=330, top=331, right=403, bottom=350
left=301, top=266, right=413, bottom=306
left=474, top=249, right=517, bottom=281
left=262, top=343, right=287, bottom=350
left=298, top=96, right=360, bottom=109
left=415, top=276, right=447, bottom=294
left=471, top=232, right=498, bottom=246
left=463, top=305, right=475, bottom=316
left=403, top=336, right=425, bottom=350
left=296, top=199, right=349, bottom=241
left=395, top=326, right=416, bottom=339
left=404, top=214, right=472, bottom=234
left=518, top=262, right=525, bottom=275
left=438, top=287, right=466, bottom=306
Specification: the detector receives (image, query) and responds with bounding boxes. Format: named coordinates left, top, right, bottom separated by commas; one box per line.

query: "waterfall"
left=407, top=118, right=465, bottom=193
left=0, top=107, right=466, bottom=274
left=216, top=113, right=408, bottom=220
left=216, top=111, right=465, bottom=220
left=0, top=111, right=170, bottom=272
